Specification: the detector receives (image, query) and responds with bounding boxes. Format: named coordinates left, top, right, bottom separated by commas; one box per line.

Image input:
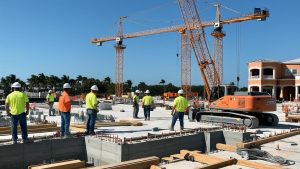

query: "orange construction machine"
left=178, top=0, right=277, bottom=128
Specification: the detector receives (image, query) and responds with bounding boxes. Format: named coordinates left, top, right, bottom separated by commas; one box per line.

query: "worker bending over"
left=5, top=82, right=29, bottom=144
left=46, top=90, right=55, bottom=116
left=132, top=90, right=140, bottom=119
left=59, top=83, right=72, bottom=138
left=85, top=85, right=99, bottom=135
left=170, top=89, right=189, bottom=131
left=142, top=90, right=154, bottom=121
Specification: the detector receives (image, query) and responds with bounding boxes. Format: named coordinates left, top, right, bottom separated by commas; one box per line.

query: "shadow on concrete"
left=259, top=123, right=300, bottom=129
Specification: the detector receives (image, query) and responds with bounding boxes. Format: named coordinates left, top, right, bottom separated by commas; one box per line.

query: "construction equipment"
left=177, top=0, right=277, bottom=128
left=92, top=7, right=269, bottom=97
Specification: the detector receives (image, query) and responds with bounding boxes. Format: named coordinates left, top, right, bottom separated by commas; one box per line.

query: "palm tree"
left=159, top=79, right=166, bottom=94
left=38, top=73, right=47, bottom=90
left=103, top=76, right=111, bottom=84
left=61, top=75, right=70, bottom=84
left=125, top=80, right=133, bottom=92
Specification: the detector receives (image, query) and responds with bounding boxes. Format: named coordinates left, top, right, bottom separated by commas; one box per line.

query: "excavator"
left=178, top=0, right=278, bottom=128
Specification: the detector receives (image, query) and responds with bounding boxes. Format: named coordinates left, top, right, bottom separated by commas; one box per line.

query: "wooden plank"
left=237, top=129, right=300, bottom=148
left=237, top=159, right=283, bottom=169
left=180, top=150, right=224, bottom=164
left=90, top=156, right=160, bottom=169
left=0, top=127, right=59, bottom=135
left=119, top=120, right=143, bottom=126
left=216, top=143, right=237, bottom=152
left=196, top=158, right=237, bottom=169
left=150, top=165, right=166, bottom=169
left=29, top=160, right=85, bottom=169
left=0, top=124, right=56, bottom=131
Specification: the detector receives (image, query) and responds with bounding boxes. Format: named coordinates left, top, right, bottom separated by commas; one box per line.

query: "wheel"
left=244, top=117, right=259, bottom=129
left=260, top=113, right=279, bottom=126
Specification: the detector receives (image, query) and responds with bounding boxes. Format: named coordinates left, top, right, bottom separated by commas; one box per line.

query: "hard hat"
left=63, top=83, right=71, bottom=89
left=145, top=90, right=150, bottom=94
left=178, top=89, right=184, bottom=94
left=48, top=90, right=52, bottom=93
left=11, top=82, right=21, bottom=88
left=91, top=85, right=99, bottom=91
left=135, top=90, right=140, bottom=93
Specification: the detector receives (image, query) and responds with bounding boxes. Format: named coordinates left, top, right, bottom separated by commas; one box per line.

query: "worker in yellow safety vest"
left=85, top=85, right=99, bottom=135
left=133, top=90, right=140, bottom=119
left=5, top=82, right=30, bottom=144
left=142, top=90, right=154, bottom=121
left=170, top=89, right=189, bottom=131
left=46, top=90, right=55, bottom=116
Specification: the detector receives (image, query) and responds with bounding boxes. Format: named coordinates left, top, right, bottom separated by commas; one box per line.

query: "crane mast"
left=177, top=0, right=220, bottom=99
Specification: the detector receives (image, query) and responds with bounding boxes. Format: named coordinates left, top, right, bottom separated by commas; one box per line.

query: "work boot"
left=169, top=126, right=174, bottom=131
left=147, top=117, right=150, bottom=121
left=12, top=140, right=17, bottom=145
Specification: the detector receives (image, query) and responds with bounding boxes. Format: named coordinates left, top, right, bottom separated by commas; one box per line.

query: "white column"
left=259, top=68, right=262, bottom=80
left=272, top=85, right=276, bottom=99
left=259, top=85, right=262, bottom=92
left=248, top=85, right=251, bottom=92
left=279, top=86, right=283, bottom=99
left=273, top=69, right=275, bottom=79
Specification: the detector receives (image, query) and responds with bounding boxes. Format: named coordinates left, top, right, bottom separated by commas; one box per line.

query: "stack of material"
left=28, top=160, right=85, bottom=169
left=0, top=123, right=58, bottom=135
left=90, top=156, right=160, bottom=169
left=282, top=102, right=300, bottom=122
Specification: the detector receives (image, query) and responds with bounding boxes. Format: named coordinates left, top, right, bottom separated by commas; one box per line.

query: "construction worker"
left=59, top=83, right=72, bottom=138
left=170, top=89, right=189, bottom=131
left=5, top=82, right=29, bottom=144
left=85, top=85, right=99, bottom=135
left=46, top=90, right=55, bottom=116
left=142, top=90, right=154, bottom=121
left=133, top=90, right=140, bottom=119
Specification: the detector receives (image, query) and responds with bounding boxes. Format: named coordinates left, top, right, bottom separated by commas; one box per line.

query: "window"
left=284, top=69, right=291, bottom=76
left=292, top=69, right=298, bottom=75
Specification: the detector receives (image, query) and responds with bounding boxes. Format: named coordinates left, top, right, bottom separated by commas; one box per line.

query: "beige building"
left=248, top=58, right=300, bottom=101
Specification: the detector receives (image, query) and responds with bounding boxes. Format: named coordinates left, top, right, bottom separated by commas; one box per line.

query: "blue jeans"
left=48, top=102, right=54, bottom=116
left=86, top=109, right=97, bottom=134
left=171, top=112, right=184, bottom=129
left=143, top=106, right=151, bottom=120
left=133, top=104, right=139, bottom=118
left=60, top=112, right=71, bottom=137
left=11, top=113, right=28, bottom=141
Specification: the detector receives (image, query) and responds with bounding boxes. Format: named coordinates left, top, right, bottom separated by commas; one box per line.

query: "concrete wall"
left=0, top=137, right=86, bottom=169
left=0, top=130, right=252, bottom=168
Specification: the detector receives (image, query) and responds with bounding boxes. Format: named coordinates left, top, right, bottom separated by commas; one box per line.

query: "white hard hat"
left=48, top=90, right=52, bottom=93
left=11, top=82, right=21, bottom=88
left=63, top=83, right=71, bottom=89
left=135, top=90, right=140, bottom=93
left=178, top=89, right=184, bottom=94
left=145, top=90, right=150, bottom=94
left=91, top=85, right=99, bottom=91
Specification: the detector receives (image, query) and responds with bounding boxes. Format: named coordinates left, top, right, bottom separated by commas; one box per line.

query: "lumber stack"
left=71, top=121, right=142, bottom=129
left=90, top=156, right=160, bottom=169
left=0, top=123, right=58, bottom=135
left=28, top=160, right=85, bottom=169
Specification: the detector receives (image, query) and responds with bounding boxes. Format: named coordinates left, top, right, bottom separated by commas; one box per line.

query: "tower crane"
left=92, top=6, right=269, bottom=98
left=177, top=0, right=278, bottom=128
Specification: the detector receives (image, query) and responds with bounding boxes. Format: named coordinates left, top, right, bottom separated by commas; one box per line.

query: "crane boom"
left=92, top=11, right=269, bottom=44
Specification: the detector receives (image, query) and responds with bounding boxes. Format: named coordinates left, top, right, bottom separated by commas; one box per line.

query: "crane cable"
left=236, top=23, right=241, bottom=89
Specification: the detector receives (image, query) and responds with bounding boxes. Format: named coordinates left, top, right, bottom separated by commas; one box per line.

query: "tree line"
left=0, top=74, right=209, bottom=97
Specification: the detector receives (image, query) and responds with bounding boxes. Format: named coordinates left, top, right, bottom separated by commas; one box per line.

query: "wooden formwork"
left=0, top=123, right=59, bottom=135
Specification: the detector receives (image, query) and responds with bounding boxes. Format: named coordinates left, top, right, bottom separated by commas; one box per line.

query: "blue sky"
left=0, top=0, right=299, bottom=87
